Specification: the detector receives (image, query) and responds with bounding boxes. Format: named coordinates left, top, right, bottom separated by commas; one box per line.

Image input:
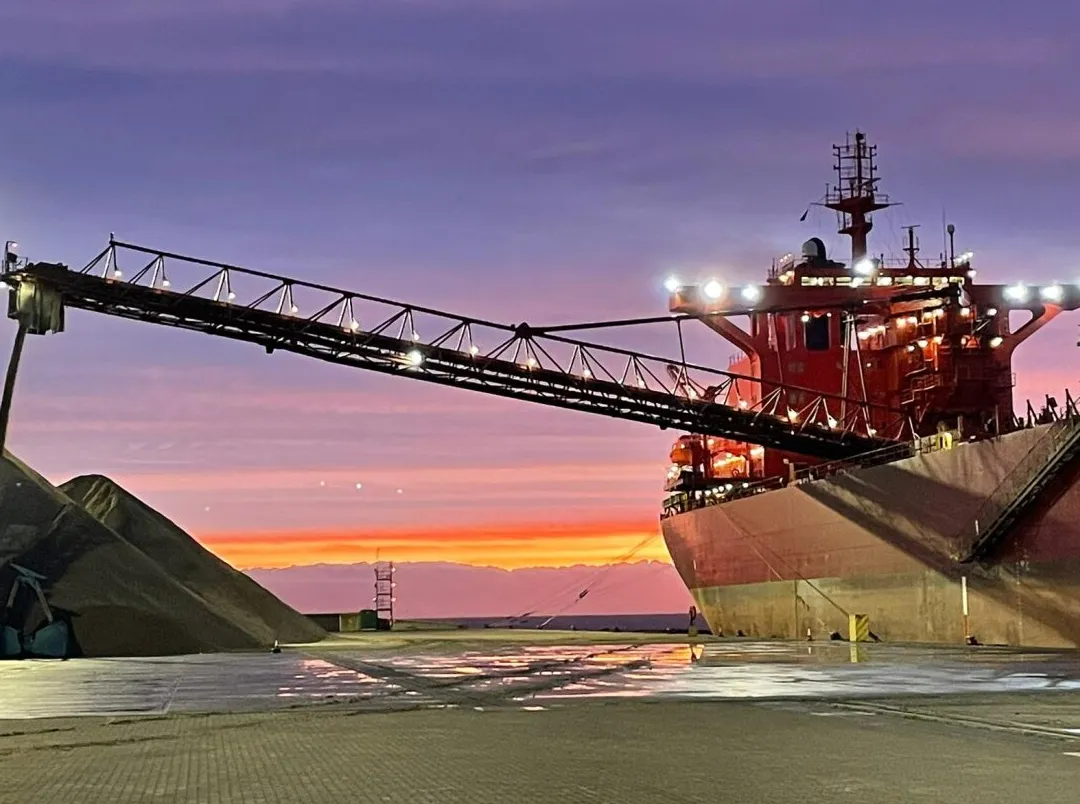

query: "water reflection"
left=5, top=641, right=1080, bottom=719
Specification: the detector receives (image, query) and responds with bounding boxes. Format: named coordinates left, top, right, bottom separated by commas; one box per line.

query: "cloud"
left=201, top=517, right=668, bottom=569
left=0, top=1, right=1068, bottom=81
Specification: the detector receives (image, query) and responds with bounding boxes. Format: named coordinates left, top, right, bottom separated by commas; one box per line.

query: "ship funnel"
left=801, top=237, right=827, bottom=262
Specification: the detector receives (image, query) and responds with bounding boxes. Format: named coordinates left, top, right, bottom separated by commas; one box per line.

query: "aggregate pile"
left=0, top=455, right=323, bottom=657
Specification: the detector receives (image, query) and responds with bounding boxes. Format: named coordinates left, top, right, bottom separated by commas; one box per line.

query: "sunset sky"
left=2, top=1, right=1079, bottom=572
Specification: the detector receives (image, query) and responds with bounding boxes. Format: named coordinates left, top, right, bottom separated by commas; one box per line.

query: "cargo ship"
left=660, top=132, right=1080, bottom=648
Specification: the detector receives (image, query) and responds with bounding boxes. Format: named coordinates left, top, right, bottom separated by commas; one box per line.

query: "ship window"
left=876, top=276, right=893, bottom=286
left=804, top=315, right=830, bottom=351
left=932, top=277, right=949, bottom=289
left=914, top=276, right=930, bottom=286
left=895, top=275, right=914, bottom=286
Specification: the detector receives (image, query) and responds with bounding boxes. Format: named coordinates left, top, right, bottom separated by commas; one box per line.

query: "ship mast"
left=824, top=131, right=892, bottom=262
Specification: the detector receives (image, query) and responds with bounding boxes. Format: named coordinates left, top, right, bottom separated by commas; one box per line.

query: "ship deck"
left=3, top=632, right=1080, bottom=802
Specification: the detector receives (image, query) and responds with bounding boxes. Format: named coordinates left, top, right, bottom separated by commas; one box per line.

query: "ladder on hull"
left=957, top=417, right=1080, bottom=563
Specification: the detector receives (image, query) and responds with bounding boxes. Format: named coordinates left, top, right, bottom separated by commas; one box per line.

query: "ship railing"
left=661, top=432, right=953, bottom=518
left=954, top=400, right=1080, bottom=561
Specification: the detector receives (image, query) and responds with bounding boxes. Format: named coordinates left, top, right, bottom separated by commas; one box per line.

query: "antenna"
left=947, top=223, right=956, bottom=269
left=823, top=131, right=893, bottom=262
left=902, top=225, right=921, bottom=269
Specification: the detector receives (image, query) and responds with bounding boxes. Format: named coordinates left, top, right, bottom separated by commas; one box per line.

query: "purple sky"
left=2, top=1, right=1079, bottom=564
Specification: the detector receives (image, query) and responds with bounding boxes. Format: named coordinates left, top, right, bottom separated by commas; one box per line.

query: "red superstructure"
left=665, top=132, right=1080, bottom=486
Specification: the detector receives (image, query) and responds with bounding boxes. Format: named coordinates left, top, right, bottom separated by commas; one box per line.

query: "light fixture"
left=227, top=291, right=236, bottom=301
left=1004, top=283, right=1029, bottom=302
left=290, top=303, right=299, bottom=314
left=406, top=349, right=424, bottom=366
left=906, top=344, right=916, bottom=352
left=960, top=307, right=970, bottom=317
left=800, top=312, right=810, bottom=323
left=664, top=276, right=680, bottom=293
left=1041, top=284, right=1064, bottom=302
left=917, top=338, right=929, bottom=348
left=786, top=408, right=799, bottom=422
left=703, top=280, right=724, bottom=299
left=932, top=334, right=943, bottom=344
left=987, top=307, right=998, bottom=316
left=989, top=336, right=1004, bottom=348
left=162, top=279, right=171, bottom=289
left=350, top=319, right=360, bottom=331
left=853, top=258, right=876, bottom=275
left=469, top=344, right=479, bottom=355
left=741, top=285, right=762, bottom=303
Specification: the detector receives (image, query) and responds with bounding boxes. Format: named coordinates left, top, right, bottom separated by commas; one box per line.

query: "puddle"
left=3, top=641, right=1080, bottom=719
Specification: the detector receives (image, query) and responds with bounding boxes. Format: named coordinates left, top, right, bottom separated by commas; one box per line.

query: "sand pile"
left=0, top=456, right=323, bottom=657
left=61, top=474, right=324, bottom=648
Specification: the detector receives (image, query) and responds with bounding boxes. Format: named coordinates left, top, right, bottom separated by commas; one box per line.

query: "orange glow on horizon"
left=198, top=519, right=671, bottom=570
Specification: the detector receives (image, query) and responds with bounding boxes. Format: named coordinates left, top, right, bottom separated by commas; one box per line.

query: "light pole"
left=0, top=241, right=25, bottom=456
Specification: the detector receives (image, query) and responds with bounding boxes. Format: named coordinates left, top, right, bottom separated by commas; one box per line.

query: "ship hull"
left=661, top=424, right=1080, bottom=647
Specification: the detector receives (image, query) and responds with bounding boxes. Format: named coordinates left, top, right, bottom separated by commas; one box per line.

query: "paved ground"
left=2, top=634, right=1080, bottom=802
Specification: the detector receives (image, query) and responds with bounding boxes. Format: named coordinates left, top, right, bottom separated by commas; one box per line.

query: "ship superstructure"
left=659, top=133, right=1080, bottom=647
left=663, top=132, right=1078, bottom=494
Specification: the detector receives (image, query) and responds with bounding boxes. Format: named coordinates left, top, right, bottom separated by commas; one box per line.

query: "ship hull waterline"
left=661, top=424, right=1080, bottom=648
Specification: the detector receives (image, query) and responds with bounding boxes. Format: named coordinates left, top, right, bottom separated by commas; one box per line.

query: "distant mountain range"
left=247, top=560, right=693, bottom=619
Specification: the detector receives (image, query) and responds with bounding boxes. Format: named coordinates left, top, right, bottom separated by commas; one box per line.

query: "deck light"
left=853, top=258, right=875, bottom=275
left=1041, top=284, right=1064, bottom=302
left=989, top=336, right=1004, bottom=348
left=741, top=285, right=762, bottom=303
left=1004, top=283, right=1028, bottom=302
left=917, top=338, right=929, bottom=348
left=703, top=280, right=724, bottom=299
left=664, top=276, right=680, bottom=293
left=406, top=349, right=424, bottom=366
left=800, top=312, right=810, bottom=323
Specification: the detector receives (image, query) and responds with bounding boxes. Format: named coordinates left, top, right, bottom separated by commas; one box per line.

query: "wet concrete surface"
left=4, top=637, right=1080, bottom=720
left=5, top=637, right=1080, bottom=802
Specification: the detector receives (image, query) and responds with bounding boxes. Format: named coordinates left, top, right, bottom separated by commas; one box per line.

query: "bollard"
left=848, top=613, right=870, bottom=643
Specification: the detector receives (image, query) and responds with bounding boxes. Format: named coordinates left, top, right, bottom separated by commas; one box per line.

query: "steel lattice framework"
left=3, top=240, right=914, bottom=459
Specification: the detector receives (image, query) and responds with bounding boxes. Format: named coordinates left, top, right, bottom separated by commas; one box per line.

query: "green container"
left=338, top=613, right=361, bottom=633
left=359, top=609, right=379, bottom=631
